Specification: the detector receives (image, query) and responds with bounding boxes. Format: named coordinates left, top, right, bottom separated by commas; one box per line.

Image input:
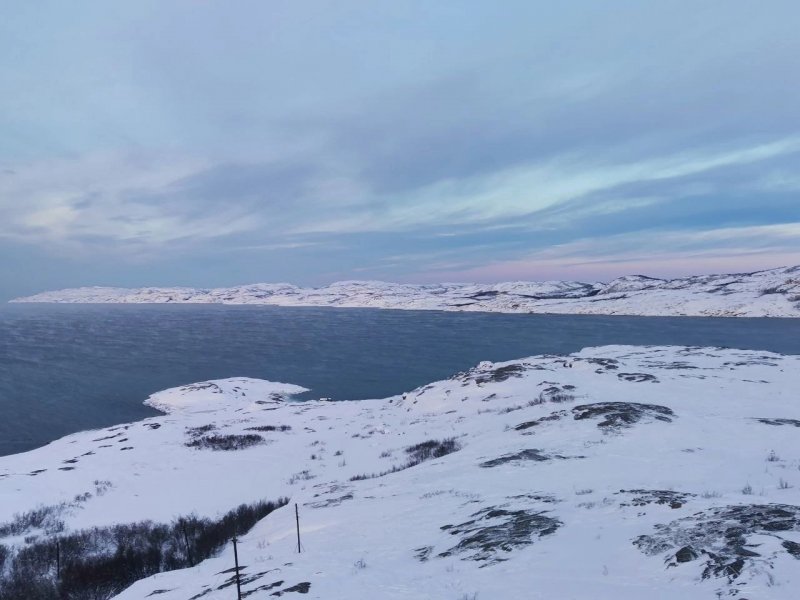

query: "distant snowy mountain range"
left=11, top=265, right=800, bottom=317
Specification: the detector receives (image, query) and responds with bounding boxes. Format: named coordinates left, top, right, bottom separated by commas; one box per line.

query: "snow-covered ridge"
left=143, top=378, right=308, bottom=414
left=2, top=346, right=800, bottom=599
left=10, top=265, right=800, bottom=317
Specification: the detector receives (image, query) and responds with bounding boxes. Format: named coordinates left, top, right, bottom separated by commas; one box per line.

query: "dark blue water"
left=1, top=304, right=799, bottom=457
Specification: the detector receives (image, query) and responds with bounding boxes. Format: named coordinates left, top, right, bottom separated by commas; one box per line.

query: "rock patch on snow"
left=2, top=345, right=800, bottom=599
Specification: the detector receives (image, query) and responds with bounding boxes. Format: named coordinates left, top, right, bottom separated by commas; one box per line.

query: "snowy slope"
left=2, top=346, right=800, bottom=599
left=10, top=265, right=800, bottom=317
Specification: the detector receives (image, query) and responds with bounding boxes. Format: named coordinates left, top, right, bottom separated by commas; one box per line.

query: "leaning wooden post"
left=232, top=534, right=243, bottom=600
left=295, top=503, right=301, bottom=553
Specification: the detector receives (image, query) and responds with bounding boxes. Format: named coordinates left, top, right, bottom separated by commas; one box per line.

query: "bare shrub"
left=246, top=425, right=291, bottom=432
left=185, top=434, right=264, bottom=451
left=288, top=470, right=315, bottom=484
left=351, top=438, right=461, bottom=481
left=0, top=498, right=287, bottom=600
left=0, top=504, right=67, bottom=538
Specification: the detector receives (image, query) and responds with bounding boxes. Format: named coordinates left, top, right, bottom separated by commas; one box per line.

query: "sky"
left=1, top=1, right=799, bottom=300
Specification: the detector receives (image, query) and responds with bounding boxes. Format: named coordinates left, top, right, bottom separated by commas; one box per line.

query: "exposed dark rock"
left=755, top=418, right=800, bottom=428
left=308, top=483, right=353, bottom=508
left=582, top=357, right=620, bottom=370
left=305, top=493, right=353, bottom=509
left=188, top=588, right=214, bottom=600
left=91, top=432, right=123, bottom=442
left=634, top=504, right=800, bottom=581
left=589, top=294, right=630, bottom=302
left=723, top=359, right=780, bottom=367
left=783, top=540, right=800, bottom=558
left=439, top=506, right=561, bottom=563
left=617, top=489, right=694, bottom=509
left=507, top=493, right=559, bottom=504
left=675, top=546, right=699, bottom=563
left=468, top=290, right=501, bottom=299
left=617, top=372, right=659, bottom=383
left=515, top=411, right=567, bottom=431
left=480, top=449, right=574, bottom=468
left=473, top=364, right=527, bottom=384
left=572, top=402, right=674, bottom=430
left=271, top=582, right=311, bottom=595
left=241, top=580, right=283, bottom=597
left=642, top=361, right=698, bottom=370
left=181, top=382, right=223, bottom=394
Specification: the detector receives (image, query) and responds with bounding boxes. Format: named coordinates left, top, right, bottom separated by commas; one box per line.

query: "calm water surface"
left=1, top=304, right=799, bottom=456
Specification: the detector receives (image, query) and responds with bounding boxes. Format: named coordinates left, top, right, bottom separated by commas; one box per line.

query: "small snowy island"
left=10, top=265, right=800, bottom=318
left=2, top=345, right=800, bottom=599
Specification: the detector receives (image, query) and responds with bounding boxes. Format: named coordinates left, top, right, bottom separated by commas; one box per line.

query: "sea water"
left=1, top=303, right=799, bottom=456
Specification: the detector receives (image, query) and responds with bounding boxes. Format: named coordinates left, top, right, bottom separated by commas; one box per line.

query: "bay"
left=1, top=303, right=799, bottom=456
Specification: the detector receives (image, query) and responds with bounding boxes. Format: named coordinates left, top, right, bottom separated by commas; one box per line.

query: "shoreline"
left=5, top=309, right=800, bottom=461
left=3, top=323, right=799, bottom=459
left=9, top=265, right=800, bottom=318
left=2, top=345, right=800, bottom=599
left=8, top=299, right=800, bottom=319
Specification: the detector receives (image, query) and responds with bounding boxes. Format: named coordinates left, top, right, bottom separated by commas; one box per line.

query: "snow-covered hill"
left=10, top=265, right=800, bottom=317
left=2, top=346, right=799, bottom=599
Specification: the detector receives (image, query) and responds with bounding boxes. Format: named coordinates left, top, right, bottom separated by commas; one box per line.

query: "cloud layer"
left=1, top=1, right=799, bottom=299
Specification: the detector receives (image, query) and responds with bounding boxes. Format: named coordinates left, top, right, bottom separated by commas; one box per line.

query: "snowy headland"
left=2, top=345, right=800, bottom=599
left=10, top=265, right=800, bottom=318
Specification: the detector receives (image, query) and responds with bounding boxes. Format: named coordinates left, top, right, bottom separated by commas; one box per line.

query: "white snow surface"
left=2, top=346, right=800, bottom=599
left=143, top=378, right=309, bottom=414
left=10, top=265, right=800, bottom=317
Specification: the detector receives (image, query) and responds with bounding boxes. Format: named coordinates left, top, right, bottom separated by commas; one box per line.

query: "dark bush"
left=0, top=497, right=288, bottom=600
left=246, top=425, right=291, bottom=432
left=351, top=438, right=461, bottom=481
left=186, top=424, right=216, bottom=436
left=405, top=438, right=460, bottom=464
left=185, top=434, right=264, bottom=451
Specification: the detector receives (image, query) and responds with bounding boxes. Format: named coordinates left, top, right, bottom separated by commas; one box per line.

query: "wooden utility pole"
left=232, top=535, right=243, bottom=600
left=295, top=503, right=301, bottom=553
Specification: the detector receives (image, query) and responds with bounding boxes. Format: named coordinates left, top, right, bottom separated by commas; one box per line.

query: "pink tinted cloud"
left=411, top=252, right=800, bottom=284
